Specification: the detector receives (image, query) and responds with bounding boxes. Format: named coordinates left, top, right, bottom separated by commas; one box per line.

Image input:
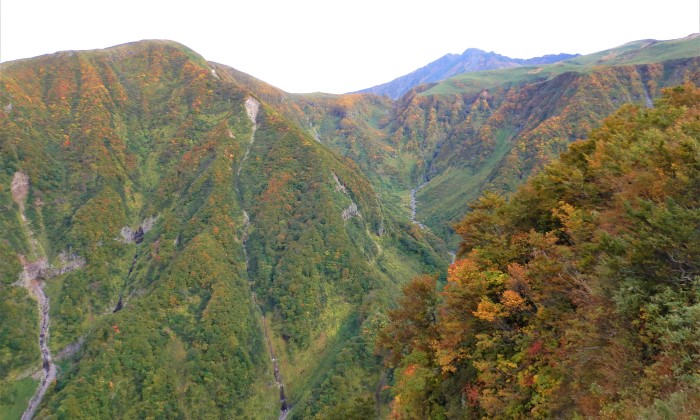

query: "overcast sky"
left=1, top=0, right=698, bottom=93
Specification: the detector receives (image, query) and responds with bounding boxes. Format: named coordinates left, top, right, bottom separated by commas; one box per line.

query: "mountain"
left=0, top=34, right=698, bottom=420
left=355, top=48, right=579, bottom=99
left=379, top=84, right=700, bottom=418
left=351, top=34, right=699, bottom=243
left=0, top=40, right=445, bottom=419
left=216, top=35, right=699, bottom=245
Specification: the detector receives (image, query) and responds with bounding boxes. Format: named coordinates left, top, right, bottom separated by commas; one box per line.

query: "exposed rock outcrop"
left=11, top=171, right=29, bottom=207
left=342, top=202, right=360, bottom=221
left=238, top=97, right=261, bottom=176
left=333, top=172, right=361, bottom=221
left=332, top=172, right=348, bottom=193
left=119, top=216, right=157, bottom=244
left=17, top=250, right=85, bottom=286
left=244, top=96, right=261, bottom=123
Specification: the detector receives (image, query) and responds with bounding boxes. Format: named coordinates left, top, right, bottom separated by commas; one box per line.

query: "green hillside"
left=246, top=35, right=699, bottom=246
left=0, top=40, right=444, bottom=419
left=0, top=34, right=698, bottom=420
left=423, top=34, right=700, bottom=96
left=381, top=84, right=700, bottom=418
left=372, top=36, right=700, bottom=242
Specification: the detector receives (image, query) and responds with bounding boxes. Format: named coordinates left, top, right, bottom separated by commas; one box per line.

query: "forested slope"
left=0, top=40, right=444, bottom=418
left=0, top=34, right=698, bottom=419
left=380, top=84, right=700, bottom=418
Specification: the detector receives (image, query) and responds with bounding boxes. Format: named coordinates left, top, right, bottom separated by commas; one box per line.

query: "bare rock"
left=332, top=172, right=348, bottom=194
left=11, top=171, right=29, bottom=205
left=245, top=97, right=261, bottom=124
left=342, top=203, right=360, bottom=221
left=19, top=256, right=49, bottom=283
left=120, top=226, right=136, bottom=243
left=120, top=216, right=157, bottom=244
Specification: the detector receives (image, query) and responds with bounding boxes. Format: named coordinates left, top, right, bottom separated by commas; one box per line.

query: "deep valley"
left=1, top=33, right=699, bottom=419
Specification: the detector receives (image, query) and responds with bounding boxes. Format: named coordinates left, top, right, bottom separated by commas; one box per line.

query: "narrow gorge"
left=11, top=172, right=54, bottom=420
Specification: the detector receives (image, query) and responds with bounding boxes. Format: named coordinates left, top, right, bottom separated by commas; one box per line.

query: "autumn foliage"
left=380, top=84, right=700, bottom=418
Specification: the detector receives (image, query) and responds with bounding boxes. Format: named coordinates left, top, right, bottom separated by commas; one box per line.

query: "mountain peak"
left=354, top=48, right=577, bottom=99
left=461, top=47, right=487, bottom=54
left=1, top=39, right=205, bottom=68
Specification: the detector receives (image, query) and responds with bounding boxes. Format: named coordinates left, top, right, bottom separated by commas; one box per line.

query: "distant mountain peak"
left=354, top=48, right=578, bottom=99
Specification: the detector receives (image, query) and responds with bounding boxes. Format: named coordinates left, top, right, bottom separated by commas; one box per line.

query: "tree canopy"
left=380, top=84, right=700, bottom=419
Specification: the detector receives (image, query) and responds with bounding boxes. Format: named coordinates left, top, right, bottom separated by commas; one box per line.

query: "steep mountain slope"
left=422, top=34, right=700, bottom=96
left=0, top=40, right=444, bottom=418
left=380, top=84, right=700, bottom=418
left=356, top=48, right=578, bottom=99
left=220, top=36, right=699, bottom=250
left=0, top=34, right=698, bottom=419
left=209, top=65, right=398, bottom=186
left=215, top=36, right=699, bottom=248
left=379, top=35, right=700, bottom=242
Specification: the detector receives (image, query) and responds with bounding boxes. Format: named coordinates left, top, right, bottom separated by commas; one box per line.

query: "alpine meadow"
left=0, top=33, right=699, bottom=419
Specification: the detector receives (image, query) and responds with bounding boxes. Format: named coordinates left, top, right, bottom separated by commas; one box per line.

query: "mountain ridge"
left=0, top=40, right=446, bottom=418
left=0, top=34, right=699, bottom=419
left=354, top=47, right=579, bottom=99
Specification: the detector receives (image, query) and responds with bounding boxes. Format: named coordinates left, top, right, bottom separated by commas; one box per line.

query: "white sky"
left=1, top=0, right=698, bottom=93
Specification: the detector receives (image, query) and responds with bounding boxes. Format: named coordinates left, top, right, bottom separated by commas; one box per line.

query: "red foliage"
left=527, top=340, right=543, bottom=357
left=463, top=383, right=480, bottom=407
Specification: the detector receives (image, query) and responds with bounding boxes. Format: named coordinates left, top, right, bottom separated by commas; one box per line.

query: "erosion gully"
left=409, top=173, right=458, bottom=264
left=409, top=180, right=428, bottom=229
left=236, top=97, right=290, bottom=419
left=11, top=171, right=56, bottom=420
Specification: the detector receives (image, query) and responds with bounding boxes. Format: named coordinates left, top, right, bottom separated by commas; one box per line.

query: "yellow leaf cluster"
left=472, top=298, right=503, bottom=321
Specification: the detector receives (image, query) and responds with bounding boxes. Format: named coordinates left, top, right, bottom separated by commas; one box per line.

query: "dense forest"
left=379, top=84, right=700, bottom=418
left=0, top=35, right=698, bottom=419
left=0, top=41, right=444, bottom=418
left=218, top=37, right=699, bottom=242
